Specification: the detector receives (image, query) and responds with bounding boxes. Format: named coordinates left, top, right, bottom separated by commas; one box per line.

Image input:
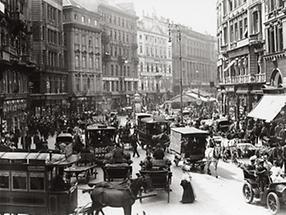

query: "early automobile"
left=170, top=127, right=208, bottom=171
left=242, top=166, right=286, bottom=214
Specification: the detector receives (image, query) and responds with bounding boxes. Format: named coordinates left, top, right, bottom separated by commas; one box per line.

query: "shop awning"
left=248, top=94, right=286, bottom=122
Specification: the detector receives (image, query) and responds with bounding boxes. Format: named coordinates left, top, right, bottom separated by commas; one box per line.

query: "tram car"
left=0, top=151, right=79, bottom=215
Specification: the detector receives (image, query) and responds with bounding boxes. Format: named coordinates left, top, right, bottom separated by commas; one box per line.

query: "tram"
left=0, top=151, right=79, bottom=215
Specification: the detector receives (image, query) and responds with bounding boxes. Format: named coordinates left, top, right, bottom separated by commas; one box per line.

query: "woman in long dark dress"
left=180, top=170, right=195, bottom=203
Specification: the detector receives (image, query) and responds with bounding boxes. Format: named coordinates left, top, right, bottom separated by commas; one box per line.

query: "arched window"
left=270, top=69, right=283, bottom=87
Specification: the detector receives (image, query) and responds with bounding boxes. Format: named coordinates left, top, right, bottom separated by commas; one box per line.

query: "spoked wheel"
left=242, top=182, right=254, bottom=203
left=267, top=192, right=280, bottom=215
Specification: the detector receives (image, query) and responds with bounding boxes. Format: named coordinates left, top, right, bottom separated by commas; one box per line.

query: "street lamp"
left=169, top=23, right=183, bottom=124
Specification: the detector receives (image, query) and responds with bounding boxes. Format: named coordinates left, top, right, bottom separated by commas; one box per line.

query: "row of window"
left=141, top=78, right=172, bottom=92
left=101, top=11, right=136, bottom=30
left=45, top=51, right=63, bottom=68
left=267, top=24, right=283, bottom=53
left=140, top=45, right=169, bottom=59
left=109, top=28, right=135, bottom=44
left=74, top=75, right=99, bottom=93
left=0, top=70, right=28, bottom=95
left=47, top=29, right=61, bottom=45
left=222, top=0, right=247, bottom=16
left=109, top=44, right=131, bottom=58
left=109, top=64, right=131, bottom=77
left=267, top=0, right=284, bottom=13
left=44, top=3, right=61, bottom=26
left=71, top=13, right=98, bottom=26
left=75, top=54, right=100, bottom=70
left=103, top=80, right=137, bottom=92
left=74, top=33, right=101, bottom=48
left=45, top=76, right=67, bottom=94
left=139, top=34, right=168, bottom=45
left=140, top=63, right=172, bottom=74
left=0, top=171, right=45, bottom=191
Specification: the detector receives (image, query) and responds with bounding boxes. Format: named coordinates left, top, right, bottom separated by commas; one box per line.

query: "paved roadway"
left=44, top=116, right=286, bottom=215
left=73, top=146, right=286, bottom=215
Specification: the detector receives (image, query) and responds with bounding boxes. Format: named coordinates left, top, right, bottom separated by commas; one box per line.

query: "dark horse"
left=89, top=176, right=147, bottom=215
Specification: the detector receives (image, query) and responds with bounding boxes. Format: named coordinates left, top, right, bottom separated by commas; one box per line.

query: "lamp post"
left=169, top=23, right=183, bottom=124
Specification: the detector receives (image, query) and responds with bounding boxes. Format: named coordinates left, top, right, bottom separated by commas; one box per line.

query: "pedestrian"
left=131, top=134, right=140, bottom=158
left=180, top=169, right=195, bottom=203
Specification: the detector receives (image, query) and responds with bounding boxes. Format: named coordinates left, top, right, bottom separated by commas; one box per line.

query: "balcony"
left=219, top=73, right=266, bottom=85
left=255, top=73, right=266, bottom=83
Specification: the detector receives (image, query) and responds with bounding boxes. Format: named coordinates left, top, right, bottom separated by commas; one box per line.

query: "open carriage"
left=170, top=127, right=208, bottom=172
left=0, top=152, right=79, bottom=215
left=139, top=163, right=172, bottom=203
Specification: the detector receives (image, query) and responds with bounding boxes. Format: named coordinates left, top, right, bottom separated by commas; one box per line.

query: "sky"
left=78, top=0, right=217, bottom=36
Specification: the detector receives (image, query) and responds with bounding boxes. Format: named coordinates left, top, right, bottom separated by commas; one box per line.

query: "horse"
left=205, top=144, right=221, bottom=178
left=89, top=175, right=148, bottom=215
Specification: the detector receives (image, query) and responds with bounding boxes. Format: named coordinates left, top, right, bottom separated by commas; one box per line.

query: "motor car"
left=236, top=143, right=257, bottom=158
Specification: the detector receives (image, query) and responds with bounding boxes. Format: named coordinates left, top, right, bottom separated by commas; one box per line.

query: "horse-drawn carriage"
left=241, top=166, right=286, bottom=214
left=85, top=124, right=117, bottom=164
left=137, top=116, right=169, bottom=150
left=0, top=151, right=79, bottom=215
left=138, top=157, right=172, bottom=203
left=170, top=127, right=208, bottom=172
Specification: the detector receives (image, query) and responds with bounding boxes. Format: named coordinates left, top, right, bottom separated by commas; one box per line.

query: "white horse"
left=205, top=145, right=221, bottom=178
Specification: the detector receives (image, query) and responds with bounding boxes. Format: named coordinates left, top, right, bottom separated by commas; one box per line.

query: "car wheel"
left=267, top=192, right=280, bottom=215
left=242, top=182, right=254, bottom=203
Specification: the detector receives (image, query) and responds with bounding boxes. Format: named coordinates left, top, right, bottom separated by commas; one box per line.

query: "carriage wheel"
left=267, top=192, right=280, bottom=215
left=242, top=182, right=254, bottom=203
left=139, top=188, right=143, bottom=203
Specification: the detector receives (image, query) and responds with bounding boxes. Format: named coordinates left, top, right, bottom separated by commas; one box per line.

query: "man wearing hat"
left=255, top=158, right=268, bottom=193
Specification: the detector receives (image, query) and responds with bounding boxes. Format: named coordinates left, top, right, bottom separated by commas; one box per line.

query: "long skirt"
left=180, top=179, right=195, bottom=203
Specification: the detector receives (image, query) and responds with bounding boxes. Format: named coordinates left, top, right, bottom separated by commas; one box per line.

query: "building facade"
left=217, top=0, right=265, bottom=119
left=0, top=0, right=34, bottom=133
left=137, top=14, right=173, bottom=105
left=30, top=0, right=68, bottom=116
left=63, top=0, right=102, bottom=113
left=263, top=0, right=286, bottom=90
left=98, top=2, right=139, bottom=110
left=171, top=25, right=217, bottom=95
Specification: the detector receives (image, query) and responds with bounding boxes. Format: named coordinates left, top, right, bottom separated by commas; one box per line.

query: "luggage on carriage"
left=170, top=127, right=208, bottom=171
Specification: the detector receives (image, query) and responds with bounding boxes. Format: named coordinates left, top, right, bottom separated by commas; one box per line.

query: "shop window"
left=12, top=172, right=27, bottom=190
left=30, top=173, right=45, bottom=191
left=0, top=171, right=9, bottom=190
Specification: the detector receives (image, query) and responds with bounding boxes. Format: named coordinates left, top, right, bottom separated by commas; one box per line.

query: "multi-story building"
left=98, top=2, right=139, bottom=109
left=63, top=0, right=102, bottom=113
left=0, top=0, right=34, bottom=133
left=217, top=0, right=265, bottom=119
left=30, top=0, right=68, bottom=115
left=137, top=14, right=173, bottom=105
left=263, top=0, right=286, bottom=90
left=171, top=24, right=217, bottom=95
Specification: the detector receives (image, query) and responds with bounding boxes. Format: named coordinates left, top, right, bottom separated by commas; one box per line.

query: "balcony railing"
left=219, top=73, right=266, bottom=85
